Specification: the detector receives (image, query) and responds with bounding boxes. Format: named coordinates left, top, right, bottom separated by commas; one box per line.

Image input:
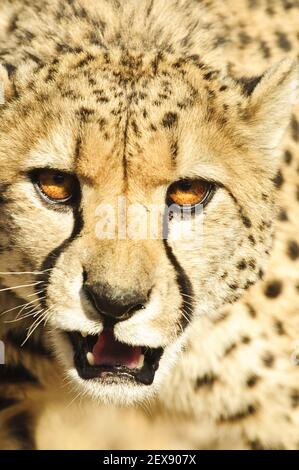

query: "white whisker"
left=27, top=289, right=45, bottom=298
left=0, top=298, right=39, bottom=317
left=21, top=306, right=54, bottom=346
left=0, top=281, right=43, bottom=293
left=0, top=269, right=52, bottom=275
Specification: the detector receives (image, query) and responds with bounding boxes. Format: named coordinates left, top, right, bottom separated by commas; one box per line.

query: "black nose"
left=85, top=284, right=148, bottom=322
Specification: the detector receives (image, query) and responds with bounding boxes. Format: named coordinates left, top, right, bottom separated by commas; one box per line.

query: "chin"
left=50, top=327, right=186, bottom=406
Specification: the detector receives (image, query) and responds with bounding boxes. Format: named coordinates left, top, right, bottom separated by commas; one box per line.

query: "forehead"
left=24, top=51, right=243, bottom=190
left=72, top=57, right=202, bottom=187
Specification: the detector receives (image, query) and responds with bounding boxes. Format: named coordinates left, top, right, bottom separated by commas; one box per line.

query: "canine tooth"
left=81, top=332, right=88, bottom=337
left=86, top=352, right=95, bottom=366
left=137, top=354, right=145, bottom=369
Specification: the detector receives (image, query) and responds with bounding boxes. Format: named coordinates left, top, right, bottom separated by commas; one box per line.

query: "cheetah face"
left=0, top=54, right=297, bottom=404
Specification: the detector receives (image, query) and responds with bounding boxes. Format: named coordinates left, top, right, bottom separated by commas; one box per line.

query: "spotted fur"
left=1, top=0, right=299, bottom=450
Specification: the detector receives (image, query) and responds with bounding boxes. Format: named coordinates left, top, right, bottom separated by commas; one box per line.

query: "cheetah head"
left=0, top=52, right=297, bottom=404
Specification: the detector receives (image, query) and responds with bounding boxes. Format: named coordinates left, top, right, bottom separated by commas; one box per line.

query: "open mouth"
left=67, top=329, right=163, bottom=385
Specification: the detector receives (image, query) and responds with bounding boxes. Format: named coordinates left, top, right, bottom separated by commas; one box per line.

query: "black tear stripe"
left=0, top=396, right=19, bottom=412
left=163, top=239, right=194, bottom=330
left=0, top=364, right=38, bottom=384
left=5, top=329, right=52, bottom=358
left=6, top=411, right=35, bottom=450
left=37, top=207, right=84, bottom=307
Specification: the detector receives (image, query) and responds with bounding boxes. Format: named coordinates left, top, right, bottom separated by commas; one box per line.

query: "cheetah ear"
left=244, top=59, right=299, bottom=149
left=0, top=62, right=17, bottom=103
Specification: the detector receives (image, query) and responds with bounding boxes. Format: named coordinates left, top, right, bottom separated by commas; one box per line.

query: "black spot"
left=241, top=335, right=251, bottom=344
left=88, top=78, right=96, bottom=87
left=278, top=208, right=288, bottom=221
left=257, top=268, right=264, bottom=279
left=248, top=235, right=256, bottom=245
left=170, top=139, right=178, bottom=161
left=74, top=134, right=81, bottom=159
left=203, top=71, right=214, bottom=80
left=284, top=150, right=293, bottom=165
left=76, top=107, right=95, bottom=122
left=247, top=0, right=259, bottom=8
left=229, top=283, right=238, bottom=291
left=219, top=85, right=227, bottom=92
left=287, top=240, right=299, bottom=260
left=242, top=215, right=252, bottom=228
left=195, top=373, right=217, bottom=389
left=149, top=123, right=157, bottom=131
left=259, top=40, right=271, bottom=59
left=45, top=67, right=56, bottom=82
left=8, top=13, right=18, bottom=32
left=97, top=117, right=107, bottom=130
left=131, top=119, right=141, bottom=137
left=219, top=404, right=257, bottom=423
left=246, top=303, right=257, bottom=318
left=264, top=280, right=282, bottom=298
left=274, top=319, right=285, bottom=335
left=262, top=351, right=275, bottom=368
left=248, top=258, right=256, bottom=270
left=76, top=54, right=95, bottom=68
left=96, top=96, right=109, bottom=104
left=224, top=342, right=237, bottom=356
left=238, top=75, right=262, bottom=96
left=276, top=31, right=292, bottom=51
left=248, top=438, right=266, bottom=450
left=26, top=52, right=43, bottom=66
left=238, top=31, right=251, bottom=45
left=188, top=54, right=200, bottom=62
left=3, top=62, right=16, bottom=78
left=162, top=112, right=178, bottom=129
left=261, top=193, right=269, bottom=202
left=6, top=411, right=35, bottom=450
left=291, top=115, right=299, bottom=142
left=290, top=389, right=299, bottom=408
left=273, top=170, right=284, bottom=188
left=237, top=259, right=247, bottom=270
left=145, top=0, right=154, bottom=17
left=282, top=0, right=295, bottom=10
left=246, top=374, right=260, bottom=388
left=266, top=6, right=275, bottom=15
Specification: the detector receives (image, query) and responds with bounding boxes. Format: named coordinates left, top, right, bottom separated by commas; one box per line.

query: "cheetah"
left=1, top=0, right=299, bottom=450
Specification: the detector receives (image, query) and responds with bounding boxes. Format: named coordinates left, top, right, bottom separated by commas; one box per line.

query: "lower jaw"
left=67, top=331, right=164, bottom=386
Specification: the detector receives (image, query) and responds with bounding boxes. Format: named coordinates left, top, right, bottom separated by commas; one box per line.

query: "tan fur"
left=1, top=0, right=299, bottom=450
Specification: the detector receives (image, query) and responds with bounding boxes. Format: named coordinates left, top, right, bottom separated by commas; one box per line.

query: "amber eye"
left=34, top=169, right=78, bottom=204
left=167, top=179, right=212, bottom=207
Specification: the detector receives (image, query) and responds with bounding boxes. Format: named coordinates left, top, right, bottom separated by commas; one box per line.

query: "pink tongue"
left=92, top=329, right=142, bottom=369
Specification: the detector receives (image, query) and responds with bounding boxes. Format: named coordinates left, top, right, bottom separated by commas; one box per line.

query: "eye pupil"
left=178, top=180, right=192, bottom=191
left=53, top=174, right=65, bottom=184
left=167, top=178, right=213, bottom=207
left=32, top=169, right=78, bottom=205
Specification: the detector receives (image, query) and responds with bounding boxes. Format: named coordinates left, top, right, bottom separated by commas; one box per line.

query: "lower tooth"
left=86, top=352, right=95, bottom=366
left=137, top=354, right=145, bottom=369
